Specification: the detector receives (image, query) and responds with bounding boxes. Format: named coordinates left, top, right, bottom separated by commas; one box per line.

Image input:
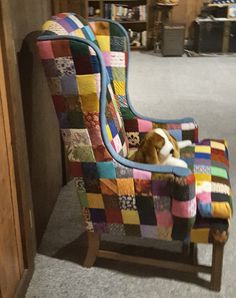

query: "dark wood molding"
left=14, top=269, right=34, bottom=298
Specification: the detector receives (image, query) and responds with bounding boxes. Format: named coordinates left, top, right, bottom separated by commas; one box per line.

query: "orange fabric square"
left=117, top=178, right=135, bottom=195
left=100, top=179, right=118, bottom=195
left=90, top=21, right=109, bottom=35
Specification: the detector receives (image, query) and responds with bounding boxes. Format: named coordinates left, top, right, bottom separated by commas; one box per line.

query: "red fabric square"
left=105, top=208, right=123, bottom=223
left=124, top=119, right=139, bottom=132
left=52, top=40, right=71, bottom=57
left=52, top=95, right=66, bottom=112
left=68, top=162, right=83, bottom=177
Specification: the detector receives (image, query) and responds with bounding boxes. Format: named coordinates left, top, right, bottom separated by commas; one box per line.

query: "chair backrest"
left=37, top=13, right=129, bottom=161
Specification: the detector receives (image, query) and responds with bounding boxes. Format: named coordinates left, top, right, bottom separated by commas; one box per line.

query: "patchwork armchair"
left=37, top=13, right=232, bottom=291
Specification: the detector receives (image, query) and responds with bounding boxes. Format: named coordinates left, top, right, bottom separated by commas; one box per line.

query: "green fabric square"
left=68, top=111, right=85, bottom=128
left=110, top=23, right=124, bottom=37
left=73, top=146, right=95, bottom=162
left=79, top=193, right=88, bottom=207
left=112, top=67, right=125, bottom=81
left=121, top=107, right=135, bottom=120
left=97, top=162, right=116, bottom=178
left=211, top=166, right=228, bottom=179
left=70, top=40, right=89, bottom=56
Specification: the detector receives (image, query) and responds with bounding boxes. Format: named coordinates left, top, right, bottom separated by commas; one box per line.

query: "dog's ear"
left=145, top=132, right=164, bottom=164
left=163, top=129, right=180, bottom=158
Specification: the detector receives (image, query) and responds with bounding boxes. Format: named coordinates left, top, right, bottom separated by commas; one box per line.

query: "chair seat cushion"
left=181, top=139, right=232, bottom=220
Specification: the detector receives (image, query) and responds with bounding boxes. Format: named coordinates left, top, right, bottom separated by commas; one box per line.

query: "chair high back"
left=38, top=13, right=129, bottom=162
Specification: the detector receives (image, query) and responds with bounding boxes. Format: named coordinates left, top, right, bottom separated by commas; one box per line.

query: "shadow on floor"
left=53, top=232, right=211, bottom=290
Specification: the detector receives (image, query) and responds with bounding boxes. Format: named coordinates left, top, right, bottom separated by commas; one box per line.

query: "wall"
left=173, top=0, right=205, bottom=37
left=8, top=0, right=63, bottom=245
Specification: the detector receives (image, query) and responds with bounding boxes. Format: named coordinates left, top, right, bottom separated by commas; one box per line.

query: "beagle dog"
left=133, top=128, right=192, bottom=168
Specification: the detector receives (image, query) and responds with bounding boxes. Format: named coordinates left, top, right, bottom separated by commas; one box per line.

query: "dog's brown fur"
left=133, top=129, right=180, bottom=164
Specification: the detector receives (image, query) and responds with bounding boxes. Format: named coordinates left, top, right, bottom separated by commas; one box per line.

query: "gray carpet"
left=26, top=53, right=236, bottom=298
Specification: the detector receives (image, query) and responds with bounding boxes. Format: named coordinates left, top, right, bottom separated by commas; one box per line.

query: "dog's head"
left=135, top=128, right=180, bottom=164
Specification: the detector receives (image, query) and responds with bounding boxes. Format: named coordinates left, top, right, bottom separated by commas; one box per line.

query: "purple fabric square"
left=152, top=180, right=170, bottom=196
left=93, top=222, right=108, bottom=233
left=61, top=75, right=78, bottom=95
left=140, top=225, right=158, bottom=239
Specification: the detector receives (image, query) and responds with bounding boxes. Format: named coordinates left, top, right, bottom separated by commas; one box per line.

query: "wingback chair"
left=37, top=13, right=232, bottom=291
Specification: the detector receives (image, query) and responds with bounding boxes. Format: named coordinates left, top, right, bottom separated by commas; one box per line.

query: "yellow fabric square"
left=106, top=125, right=112, bottom=141
left=80, top=93, right=99, bottom=112
left=96, top=35, right=110, bottom=51
left=211, top=141, right=225, bottom=151
left=76, top=75, right=97, bottom=95
left=87, top=193, right=104, bottom=209
left=117, top=178, right=135, bottom=195
left=195, top=173, right=211, bottom=182
left=195, top=145, right=211, bottom=154
left=73, top=29, right=85, bottom=38
left=121, top=210, right=140, bottom=225
left=212, top=202, right=232, bottom=219
left=190, top=228, right=210, bottom=244
left=113, top=81, right=126, bottom=96
left=157, top=227, right=172, bottom=240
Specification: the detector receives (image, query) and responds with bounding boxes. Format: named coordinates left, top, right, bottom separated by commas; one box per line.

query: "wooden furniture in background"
left=0, top=0, right=36, bottom=296
left=52, top=0, right=152, bottom=50
left=152, top=2, right=179, bottom=49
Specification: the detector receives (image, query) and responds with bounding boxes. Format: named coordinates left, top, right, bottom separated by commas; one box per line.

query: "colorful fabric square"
left=180, top=139, right=232, bottom=220
left=38, top=14, right=232, bottom=245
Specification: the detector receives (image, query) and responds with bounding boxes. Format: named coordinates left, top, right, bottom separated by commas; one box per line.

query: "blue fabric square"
left=90, top=209, right=106, bottom=223
left=109, top=120, right=118, bottom=137
left=106, top=67, right=113, bottom=80
left=64, top=16, right=80, bottom=30
left=169, top=129, right=182, bottom=141
left=90, top=56, right=100, bottom=73
left=118, top=95, right=127, bottom=107
left=83, top=26, right=96, bottom=41
left=58, top=112, right=69, bottom=128
left=97, top=162, right=116, bottom=178
left=61, top=75, right=78, bottom=95
left=195, top=153, right=211, bottom=160
left=198, top=202, right=212, bottom=217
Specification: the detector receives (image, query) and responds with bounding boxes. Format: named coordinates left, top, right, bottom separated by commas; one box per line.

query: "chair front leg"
left=83, top=232, right=100, bottom=268
left=210, top=241, right=225, bottom=292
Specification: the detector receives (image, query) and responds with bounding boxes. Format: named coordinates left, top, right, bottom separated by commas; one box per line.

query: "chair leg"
left=83, top=232, right=100, bottom=268
left=210, top=242, right=224, bottom=292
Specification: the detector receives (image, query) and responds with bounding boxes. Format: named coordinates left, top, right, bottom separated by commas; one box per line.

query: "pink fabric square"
left=102, top=52, right=111, bottom=66
left=172, top=198, right=196, bottom=218
left=156, top=211, right=173, bottom=228
left=197, top=192, right=211, bottom=204
left=137, top=119, right=152, bottom=132
left=112, top=134, right=122, bottom=153
left=133, top=169, right=151, bottom=180
left=166, top=123, right=181, bottom=130
left=37, top=41, right=54, bottom=59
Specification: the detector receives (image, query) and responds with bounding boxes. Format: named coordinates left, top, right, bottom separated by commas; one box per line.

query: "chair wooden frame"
left=84, top=232, right=224, bottom=292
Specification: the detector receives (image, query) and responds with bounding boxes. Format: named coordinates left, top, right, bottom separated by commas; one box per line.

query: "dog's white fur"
left=154, top=128, right=192, bottom=168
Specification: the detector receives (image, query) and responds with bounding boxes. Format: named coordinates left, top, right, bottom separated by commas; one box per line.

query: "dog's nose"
left=170, top=149, right=174, bottom=155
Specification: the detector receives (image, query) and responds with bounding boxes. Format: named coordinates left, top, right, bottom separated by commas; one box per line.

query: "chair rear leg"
left=83, top=232, right=100, bottom=268
left=210, top=242, right=224, bottom=292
